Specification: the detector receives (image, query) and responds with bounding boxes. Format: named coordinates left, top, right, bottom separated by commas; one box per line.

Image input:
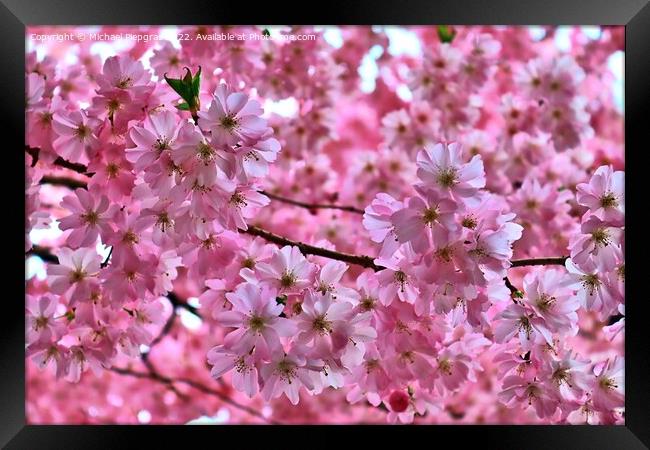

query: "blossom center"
left=317, top=281, right=333, bottom=294
left=247, top=314, right=265, bottom=332
left=518, top=316, right=533, bottom=339
left=360, top=296, right=376, bottom=311
left=197, top=142, right=215, bottom=163
left=436, top=168, right=458, bottom=187
left=580, top=274, right=601, bottom=295
left=70, top=269, right=86, bottom=283
left=234, top=356, right=252, bottom=374
left=535, top=293, right=556, bottom=312
left=599, top=192, right=618, bottom=208
left=116, top=76, right=133, bottom=89
left=461, top=215, right=477, bottom=229
left=122, top=230, right=139, bottom=245
left=229, top=191, right=247, bottom=208
left=438, top=358, right=453, bottom=375
left=153, top=138, right=171, bottom=153
left=364, top=359, right=379, bottom=373
left=422, top=207, right=439, bottom=225
left=74, top=124, right=90, bottom=140
left=312, top=314, right=332, bottom=335
left=81, top=210, right=99, bottom=225
left=201, top=235, right=216, bottom=250
left=276, top=359, right=297, bottom=383
left=525, top=199, right=539, bottom=210
left=280, top=270, right=297, bottom=288
left=35, top=316, right=49, bottom=330
left=220, top=115, right=239, bottom=130
left=599, top=377, right=617, bottom=390
left=241, top=257, right=255, bottom=269
left=591, top=228, right=611, bottom=247
left=107, top=99, right=121, bottom=113
left=106, top=163, right=120, bottom=178
left=435, top=246, right=454, bottom=262
left=394, top=270, right=408, bottom=292
left=156, top=212, right=173, bottom=232
left=552, top=367, right=573, bottom=387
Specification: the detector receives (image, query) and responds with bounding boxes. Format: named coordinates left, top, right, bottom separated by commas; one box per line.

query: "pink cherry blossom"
left=217, top=283, right=296, bottom=358
left=46, top=247, right=101, bottom=299
left=198, top=83, right=267, bottom=147
left=256, top=246, right=316, bottom=294
left=58, top=189, right=116, bottom=248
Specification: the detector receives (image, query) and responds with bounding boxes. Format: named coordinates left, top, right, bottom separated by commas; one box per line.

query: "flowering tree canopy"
left=25, top=25, right=624, bottom=424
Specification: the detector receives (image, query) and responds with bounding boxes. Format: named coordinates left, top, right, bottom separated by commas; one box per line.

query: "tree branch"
left=25, top=146, right=92, bottom=175
left=167, top=291, right=202, bottom=318
left=100, top=246, right=113, bottom=268
left=40, top=175, right=88, bottom=190
left=261, top=190, right=364, bottom=215
left=28, top=150, right=569, bottom=273
left=243, top=225, right=385, bottom=271
left=510, top=256, right=568, bottom=267
left=37, top=174, right=364, bottom=215
left=27, top=245, right=59, bottom=263
left=109, top=365, right=280, bottom=424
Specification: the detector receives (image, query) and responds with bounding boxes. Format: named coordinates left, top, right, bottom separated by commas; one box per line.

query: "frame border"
left=3, top=0, right=648, bottom=447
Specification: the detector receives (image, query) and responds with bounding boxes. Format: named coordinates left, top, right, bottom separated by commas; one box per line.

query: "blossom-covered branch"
left=110, top=365, right=279, bottom=424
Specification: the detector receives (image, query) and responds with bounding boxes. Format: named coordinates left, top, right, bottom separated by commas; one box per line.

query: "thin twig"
left=148, top=309, right=177, bottom=349
left=100, top=246, right=113, bottom=268
left=243, top=225, right=384, bottom=271
left=109, top=366, right=279, bottom=424
left=167, top=291, right=202, bottom=318
left=261, top=190, right=364, bottom=215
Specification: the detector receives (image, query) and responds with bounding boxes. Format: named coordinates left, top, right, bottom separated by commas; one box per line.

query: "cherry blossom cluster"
left=26, top=50, right=280, bottom=382
left=25, top=25, right=624, bottom=425
left=493, top=164, right=624, bottom=423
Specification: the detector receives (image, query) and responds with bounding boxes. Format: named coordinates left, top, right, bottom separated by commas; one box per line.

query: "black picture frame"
left=3, top=0, right=648, bottom=448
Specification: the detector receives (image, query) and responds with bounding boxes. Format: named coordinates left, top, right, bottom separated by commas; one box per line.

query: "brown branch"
left=510, top=256, right=568, bottom=267
left=25, top=146, right=92, bottom=175
left=37, top=176, right=365, bottom=217
left=109, top=365, right=280, bottom=424
left=147, top=311, right=176, bottom=349
left=28, top=148, right=568, bottom=273
left=167, top=291, right=202, bottom=318
left=40, top=175, right=88, bottom=190
left=261, top=190, right=364, bottom=215
left=27, top=245, right=59, bottom=263
left=243, top=225, right=385, bottom=271
left=100, top=246, right=113, bottom=268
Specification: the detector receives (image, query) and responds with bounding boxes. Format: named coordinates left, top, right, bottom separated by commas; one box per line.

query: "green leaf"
left=437, top=25, right=456, bottom=43
left=276, top=295, right=287, bottom=305
left=175, top=102, right=190, bottom=111
left=192, top=66, right=202, bottom=98
left=514, top=290, right=524, bottom=299
left=262, top=28, right=270, bottom=37
left=182, top=67, right=193, bottom=86
left=164, top=74, right=191, bottom=102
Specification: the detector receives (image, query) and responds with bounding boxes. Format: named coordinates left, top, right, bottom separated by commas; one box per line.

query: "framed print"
left=3, top=0, right=649, bottom=448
